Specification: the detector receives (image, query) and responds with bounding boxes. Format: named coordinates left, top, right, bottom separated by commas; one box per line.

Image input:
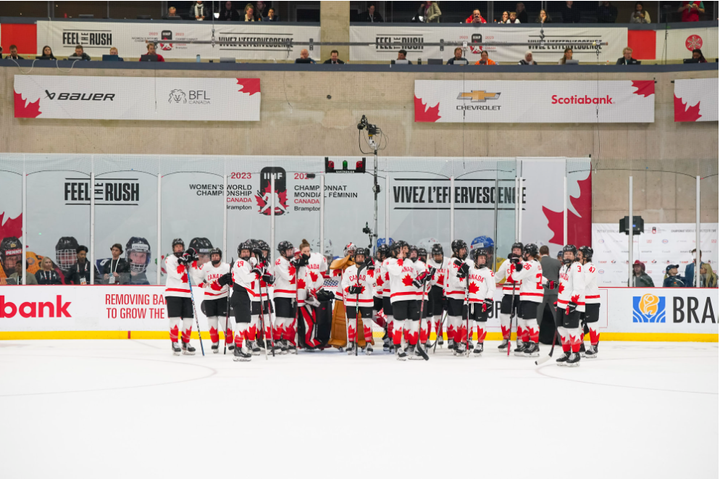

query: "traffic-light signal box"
left=325, top=157, right=366, bottom=174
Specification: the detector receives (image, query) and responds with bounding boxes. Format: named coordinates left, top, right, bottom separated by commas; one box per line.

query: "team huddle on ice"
left=163, top=237, right=600, bottom=367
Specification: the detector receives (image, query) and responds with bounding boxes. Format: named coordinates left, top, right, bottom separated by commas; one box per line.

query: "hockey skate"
left=513, top=341, right=525, bottom=356
left=497, top=338, right=509, bottom=351
left=447, top=339, right=455, bottom=351
left=566, top=352, right=581, bottom=367
left=382, top=338, right=391, bottom=352
left=171, top=342, right=181, bottom=356
left=279, top=340, right=288, bottom=355
left=453, top=342, right=467, bottom=356
left=556, top=351, right=571, bottom=366
left=211, top=342, right=219, bottom=354
left=583, top=345, right=597, bottom=358
left=250, top=341, right=261, bottom=356
left=182, top=342, right=196, bottom=355
left=347, top=342, right=355, bottom=355
left=473, top=342, right=484, bottom=356
left=523, top=343, right=540, bottom=357
left=365, top=345, right=373, bottom=355
left=396, top=347, right=408, bottom=361
left=233, top=346, right=252, bottom=362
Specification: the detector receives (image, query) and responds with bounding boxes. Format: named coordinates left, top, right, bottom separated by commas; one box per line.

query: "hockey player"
left=555, top=244, right=586, bottom=367
left=250, top=241, right=275, bottom=355
left=415, top=247, right=434, bottom=351
left=427, top=243, right=449, bottom=348
left=296, top=239, right=328, bottom=350
left=469, top=249, right=495, bottom=356
left=164, top=239, right=198, bottom=356
left=444, top=240, right=473, bottom=355
left=273, top=240, right=297, bottom=354
left=198, top=248, right=231, bottom=354
left=578, top=246, right=600, bottom=358
left=495, top=242, right=524, bottom=353
left=328, top=243, right=356, bottom=349
left=510, top=243, right=543, bottom=357
left=408, top=245, right=419, bottom=262
left=341, top=248, right=376, bottom=355
left=373, top=244, right=390, bottom=351
left=189, top=237, right=213, bottom=266
left=387, top=240, right=426, bottom=360
left=217, top=241, right=256, bottom=361
left=379, top=243, right=396, bottom=353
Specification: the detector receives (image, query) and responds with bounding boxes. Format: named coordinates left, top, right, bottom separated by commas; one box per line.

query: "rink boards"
left=0, top=286, right=716, bottom=342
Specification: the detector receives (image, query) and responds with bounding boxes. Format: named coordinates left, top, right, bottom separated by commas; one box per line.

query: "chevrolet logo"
left=457, top=90, right=501, bottom=102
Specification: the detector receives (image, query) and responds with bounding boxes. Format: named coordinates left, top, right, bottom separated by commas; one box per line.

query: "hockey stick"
left=416, top=278, right=430, bottom=361
left=255, top=259, right=269, bottom=361
left=262, top=280, right=276, bottom=357
left=535, top=329, right=557, bottom=366
left=508, top=279, right=516, bottom=357
left=465, top=272, right=471, bottom=358
left=355, top=264, right=363, bottom=357
left=224, top=257, right=234, bottom=355
left=292, top=262, right=300, bottom=352
left=186, top=266, right=205, bottom=357
left=431, top=310, right=447, bottom=354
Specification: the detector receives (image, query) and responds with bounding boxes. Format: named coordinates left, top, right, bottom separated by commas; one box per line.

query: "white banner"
left=0, top=286, right=715, bottom=338
left=592, top=223, right=718, bottom=287
left=14, top=75, right=261, bottom=121
left=350, top=25, right=627, bottom=64
left=655, top=26, right=719, bottom=63
left=674, top=78, right=719, bottom=122
left=415, top=80, right=655, bottom=123
left=36, top=20, right=320, bottom=61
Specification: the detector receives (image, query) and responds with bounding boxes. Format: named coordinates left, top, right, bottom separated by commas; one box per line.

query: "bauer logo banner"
left=14, top=75, right=261, bottom=121
left=674, top=78, right=719, bottom=122
left=415, top=80, right=655, bottom=123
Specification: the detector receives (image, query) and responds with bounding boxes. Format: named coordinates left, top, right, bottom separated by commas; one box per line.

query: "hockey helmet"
left=209, top=247, right=222, bottom=264
left=471, top=248, right=488, bottom=266
left=343, top=242, right=357, bottom=256
left=511, top=242, right=524, bottom=254
left=189, top=237, right=213, bottom=256
left=277, top=240, right=294, bottom=254
left=377, top=244, right=390, bottom=260
left=354, top=247, right=369, bottom=263
left=55, top=236, right=80, bottom=271
left=471, top=235, right=494, bottom=252
left=0, top=236, right=22, bottom=265
left=562, top=244, right=577, bottom=263
left=431, top=243, right=444, bottom=258
left=417, top=248, right=428, bottom=262
left=257, top=240, right=270, bottom=253
left=126, top=237, right=151, bottom=273
left=523, top=243, right=539, bottom=258
left=579, top=246, right=593, bottom=262
left=238, top=240, right=253, bottom=258
left=451, top=239, right=468, bottom=259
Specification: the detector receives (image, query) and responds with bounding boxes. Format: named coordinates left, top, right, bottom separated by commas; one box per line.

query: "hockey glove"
left=566, top=301, right=578, bottom=314
left=412, top=279, right=423, bottom=289
left=365, top=258, right=375, bottom=270
left=250, top=268, right=263, bottom=278
left=261, top=273, right=275, bottom=285
left=252, top=248, right=264, bottom=258
left=349, top=285, right=363, bottom=295
left=297, top=254, right=310, bottom=267
left=514, top=262, right=523, bottom=272
left=457, top=262, right=470, bottom=279
left=177, top=255, right=188, bottom=266
left=483, top=298, right=493, bottom=312
left=548, top=280, right=555, bottom=290
left=428, top=267, right=437, bottom=278
left=415, top=271, right=430, bottom=284
left=184, top=248, right=199, bottom=262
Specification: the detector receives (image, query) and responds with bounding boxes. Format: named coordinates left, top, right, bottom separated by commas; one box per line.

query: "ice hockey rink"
left=0, top=339, right=716, bottom=479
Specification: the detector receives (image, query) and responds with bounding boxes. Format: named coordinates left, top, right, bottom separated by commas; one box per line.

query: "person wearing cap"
left=663, top=265, right=685, bottom=288
left=102, top=243, right=130, bottom=285
left=631, top=260, right=654, bottom=287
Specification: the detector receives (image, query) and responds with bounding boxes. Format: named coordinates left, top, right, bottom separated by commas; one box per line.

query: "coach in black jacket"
left=65, top=245, right=93, bottom=285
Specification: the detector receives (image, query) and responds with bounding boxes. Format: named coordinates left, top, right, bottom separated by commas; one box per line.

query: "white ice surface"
left=0, top=340, right=717, bottom=479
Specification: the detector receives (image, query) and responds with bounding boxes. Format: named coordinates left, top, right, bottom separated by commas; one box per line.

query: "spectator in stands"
left=264, top=7, right=278, bottom=21
left=244, top=4, right=259, bottom=21
left=5, top=45, right=24, bottom=60
left=190, top=1, right=209, bottom=20
left=509, top=11, right=521, bottom=23
left=537, top=9, right=552, bottom=23
left=359, top=4, right=384, bottom=22
left=219, top=1, right=239, bottom=21
left=679, top=1, right=704, bottom=22
left=142, top=42, right=165, bottom=62
left=295, top=49, right=315, bottom=63
left=700, top=264, right=718, bottom=288
left=71, top=45, right=91, bottom=61
left=466, top=9, right=487, bottom=23
left=417, top=1, right=442, bottom=23
left=108, top=47, right=123, bottom=60
left=324, top=50, right=345, bottom=64
left=663, top=265, right=685, bottom=287
left=253, top=1, right=268, bottom=20
left=39, top=46, right=56, bottom=60
left=689, top=48, right=708, bottom=62
left=103, top=243, right=130, bottom=285
left=516, top=3, right=528, bottom=23
left=597, top=2, right=618, bottom=23
left=518, top=50, right=537, bottom=65
left=8, top=260, right=38, bottom=285
left=36, top=257, right=62, bottom=285
left=65, top=246, right=92, bottom=285
left=447, top=47, right=468, bottom=65
left=500, top=11, right=510, bottom=23
left=616, top=47, right=640, bottom=65
left=631, top=260, right=654, bottom=287
left=475, top=50, right=497, bottom=65
left=396, top=50, right=410, bottom=63
left=558, top=47, right=573, bottom=64
left=165, top=6, right=178, bottom=18
left=561, top=1, right=581, bottom=23
left=630, top=2, right=651, bottom=23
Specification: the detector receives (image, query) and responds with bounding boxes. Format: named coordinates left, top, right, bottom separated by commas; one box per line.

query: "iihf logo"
left=255, top=167, right=289, bottom=216
left=632, top=294, right=665, bottom=323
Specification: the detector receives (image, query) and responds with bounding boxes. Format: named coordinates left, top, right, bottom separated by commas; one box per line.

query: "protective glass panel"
left=0, top=154, right=25, bottom=284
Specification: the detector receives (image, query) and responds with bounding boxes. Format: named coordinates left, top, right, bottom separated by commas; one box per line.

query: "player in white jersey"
left=415, top=247, right=434, bottom=351
left=510, top=243, right=544, bottom=357
left=468, top=249, right=495, bottom=356
left=578, top=246, right=600, bottom=358
left=427, top=243, right=449, bottom=348
left=379, top=244, right=397, bottom=353
left=555, top=244, right=586, bottom=367
left=341, top=248, right=376, bottom=355
left=254, top=240, right=275, bottom=353
left=387, top=240, right=426, bottom=360
left=164, top=238, right=198, bottom=356
left=495, top=242, right=524, bottom=353
left=373, top=244, right=391, bottom=351
left=198, top=248, right=231, bottom=354
left=273, top=241, right=297, bottom=355
left=296, top=239, right=328, bottom=350
left=444, top=240, right=473, bottom=355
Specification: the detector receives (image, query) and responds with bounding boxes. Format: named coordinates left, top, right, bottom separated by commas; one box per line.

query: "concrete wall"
left=0, top=65, right=717, bottom=223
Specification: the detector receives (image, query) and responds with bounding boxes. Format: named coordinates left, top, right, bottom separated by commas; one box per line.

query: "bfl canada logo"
left=168, top=89, right=187, bottom=104
left=633, top=294, right=666, bottom=323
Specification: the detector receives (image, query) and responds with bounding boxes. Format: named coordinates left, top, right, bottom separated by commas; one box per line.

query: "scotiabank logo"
left=0, top=295, right=72, bottom=318
left=551, top=95, right=613, bottom=105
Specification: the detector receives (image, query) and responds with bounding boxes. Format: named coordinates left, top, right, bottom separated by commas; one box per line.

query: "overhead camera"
left=357, top=115, right=378, bottom=136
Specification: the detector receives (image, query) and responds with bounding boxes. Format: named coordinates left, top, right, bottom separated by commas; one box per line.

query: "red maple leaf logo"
left=384, top=272, right=389, bottom=281
left=14, top=90, right=41, bottom=118
left=468, top=282, right=479, bottom=294
left=674, top=94, right=702, bottom=122
left=288, top=264, right=297, bottom=283
left=176, top=264, right=186, bottom=274
left=309, top=271, right=319, bottom=283
left=437, top=274, right=445, bottom=285
left=0, top=212, right=23, bottom=240
left=402, top=275, right=414, bottom=286
left=255, top=183, right=289, bottom=216
left=570, top=294, right=579, bottom=303
left=631, top=80, right=655, bottom=98
left=523, top=263, right=531, bottom=270
left=376, top=276, right=384, bottom=286
left=180, top=273, right=188, bottom=283
left=297, top=278, right=306, bottom=290
left=558, top=283, right=565, bottom=295
left=236, top=78, right=261, bottom=96
left=397, top=259, right=404, bottom=267
left=414, top=95, right=441, bottom=122
left=541, top=174, right=592, bottom=247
